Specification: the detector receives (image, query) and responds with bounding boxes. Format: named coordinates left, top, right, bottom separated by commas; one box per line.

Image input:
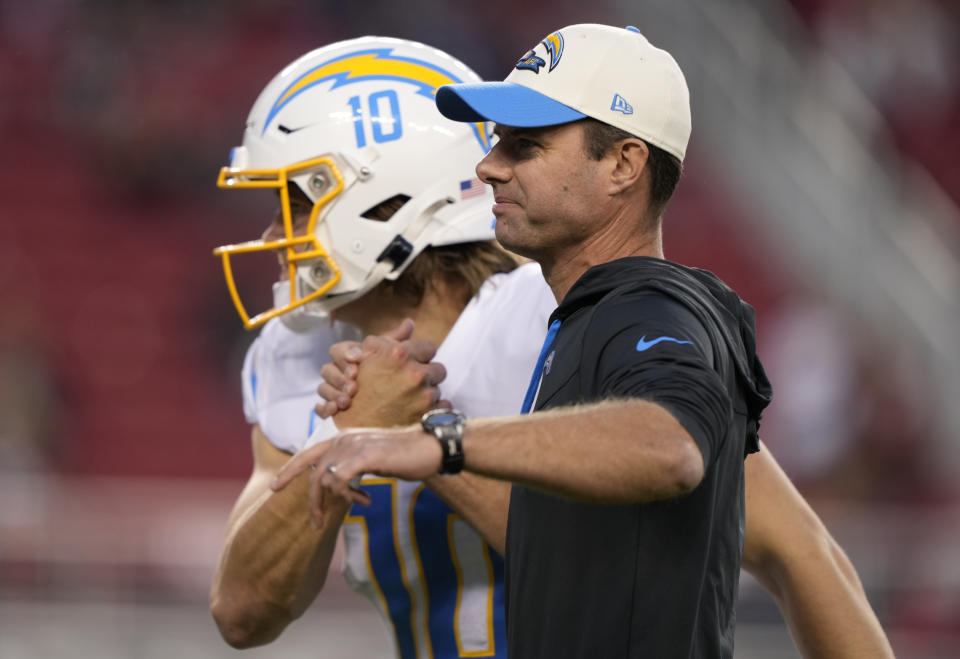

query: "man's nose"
left=476, top=143, right=510, bottom=185
left=261, top=214, right=285, bottom=243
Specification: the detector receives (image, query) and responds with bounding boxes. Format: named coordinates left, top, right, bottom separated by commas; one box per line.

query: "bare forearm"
left=759, top=537, right=894, bottom=659
left=270, top=401, right=704, bottom=532
left=211, top=473, right=347, bottom=648
left=424, top=472, right=510, bottom=555
left=463, top=399, right=704, bottom=504
left=742, top=448, right=894, bottom=659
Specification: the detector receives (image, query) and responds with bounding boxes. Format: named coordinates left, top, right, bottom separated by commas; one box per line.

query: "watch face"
left=427, top=411, right=461, bottom=426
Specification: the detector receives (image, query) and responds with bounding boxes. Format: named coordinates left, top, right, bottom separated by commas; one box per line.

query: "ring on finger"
left=326, top=464, right=338, bottom=474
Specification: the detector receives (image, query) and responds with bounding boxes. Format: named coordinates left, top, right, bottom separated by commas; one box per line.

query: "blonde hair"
left=383, top=241, right=521, bottom=307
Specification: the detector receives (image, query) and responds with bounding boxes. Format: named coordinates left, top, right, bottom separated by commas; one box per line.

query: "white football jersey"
left=241, top=315, right=361, bottom=454
left=241, top=262, right=556, bottom=659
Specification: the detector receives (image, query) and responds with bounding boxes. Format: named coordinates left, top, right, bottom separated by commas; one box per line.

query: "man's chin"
left=493, top=221, right=530, bottom=257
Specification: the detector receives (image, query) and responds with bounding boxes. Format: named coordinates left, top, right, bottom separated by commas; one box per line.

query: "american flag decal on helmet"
left=459, top=178, right=485, bottom=200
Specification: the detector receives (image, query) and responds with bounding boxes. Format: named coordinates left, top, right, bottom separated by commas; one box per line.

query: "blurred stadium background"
left=2, top=0, right=959, bottom=656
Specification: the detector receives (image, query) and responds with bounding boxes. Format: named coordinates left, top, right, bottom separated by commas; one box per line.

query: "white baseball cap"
left=436, top=24, right=691, bottom=161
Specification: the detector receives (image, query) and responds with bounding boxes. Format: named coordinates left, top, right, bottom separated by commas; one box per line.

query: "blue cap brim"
left=436, top=82, right=586, bottom=127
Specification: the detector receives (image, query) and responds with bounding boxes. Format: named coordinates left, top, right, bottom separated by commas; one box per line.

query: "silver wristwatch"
left=421, top=408, right=466, bottom=474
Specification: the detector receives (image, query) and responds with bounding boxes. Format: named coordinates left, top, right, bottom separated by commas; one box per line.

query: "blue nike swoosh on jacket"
left=636, top=335, right=693, bottom=351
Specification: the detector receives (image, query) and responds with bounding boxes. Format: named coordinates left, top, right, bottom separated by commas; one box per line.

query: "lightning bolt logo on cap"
left=514, top=31, right=565, bottom=74
left=542, top=32, right=564, bottom=71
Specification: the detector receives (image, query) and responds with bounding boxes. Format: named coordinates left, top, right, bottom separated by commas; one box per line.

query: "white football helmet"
left=214, top=36, right=495, bottom=331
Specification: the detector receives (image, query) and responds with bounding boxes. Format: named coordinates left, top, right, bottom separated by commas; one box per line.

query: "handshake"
left=270, top=318, right=454, bottom=527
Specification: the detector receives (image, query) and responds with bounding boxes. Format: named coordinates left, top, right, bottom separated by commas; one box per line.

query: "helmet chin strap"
left=278, top=196, right=453, bottom=333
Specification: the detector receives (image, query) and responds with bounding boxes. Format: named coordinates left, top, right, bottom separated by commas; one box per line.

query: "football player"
left=209, top=37, right=534, bottom=658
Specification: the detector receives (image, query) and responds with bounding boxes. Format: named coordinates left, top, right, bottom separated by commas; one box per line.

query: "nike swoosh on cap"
left=636, top=335, right=693, bottom=352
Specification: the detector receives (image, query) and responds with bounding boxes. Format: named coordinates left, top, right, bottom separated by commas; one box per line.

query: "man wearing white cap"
left=273, top=24, right=771, bottom=657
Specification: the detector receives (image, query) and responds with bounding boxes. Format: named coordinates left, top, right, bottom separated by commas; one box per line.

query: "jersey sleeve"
left=239, top=318, right=363, bottom=454
left=583, top=292, right=733, bottom=468
left=240, top=335, right=261, bottom=426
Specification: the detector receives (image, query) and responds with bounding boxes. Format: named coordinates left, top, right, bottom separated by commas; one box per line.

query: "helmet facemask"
left=214, top=154, right=350, bottom=330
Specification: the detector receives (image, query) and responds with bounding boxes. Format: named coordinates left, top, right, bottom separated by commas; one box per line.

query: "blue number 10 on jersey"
left=342, top=478, right=507, bottom=658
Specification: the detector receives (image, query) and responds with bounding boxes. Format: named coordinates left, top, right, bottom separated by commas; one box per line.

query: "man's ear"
left=609, top=138, right=649, bottom=194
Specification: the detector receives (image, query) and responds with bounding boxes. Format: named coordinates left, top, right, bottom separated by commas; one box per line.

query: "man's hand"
left=315, top=319, right=450, bottom=426
left=270, top=426, right=443, bottom=528
left=314, top=320, right=418, bottom=418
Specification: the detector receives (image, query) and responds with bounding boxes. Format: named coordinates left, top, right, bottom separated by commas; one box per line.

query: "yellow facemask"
left=213, top=156, right=345, bottom=329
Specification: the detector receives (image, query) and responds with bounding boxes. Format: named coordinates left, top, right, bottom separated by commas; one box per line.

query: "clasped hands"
left=270, top=319, right=453, bottom=528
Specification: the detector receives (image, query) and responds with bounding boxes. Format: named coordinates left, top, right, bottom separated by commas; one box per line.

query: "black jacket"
left=505, top=256, right=773, bottom=659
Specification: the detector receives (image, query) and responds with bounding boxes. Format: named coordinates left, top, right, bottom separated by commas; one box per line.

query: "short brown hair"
left=382, top=241, right=520, bottom=307
left=581, top=118, right=683, bottom=219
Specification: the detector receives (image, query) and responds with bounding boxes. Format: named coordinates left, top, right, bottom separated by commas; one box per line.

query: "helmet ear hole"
left=361, top=194, right=411, bottom=222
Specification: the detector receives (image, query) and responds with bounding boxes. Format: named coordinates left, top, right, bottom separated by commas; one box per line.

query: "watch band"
left=437, top=431, right=464, bottom=475
left=421, top=409, right=466, bottom=474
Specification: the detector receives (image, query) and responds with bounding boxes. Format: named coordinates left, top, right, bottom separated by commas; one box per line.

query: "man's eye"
left=507, top=138, right=538, bottom=157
